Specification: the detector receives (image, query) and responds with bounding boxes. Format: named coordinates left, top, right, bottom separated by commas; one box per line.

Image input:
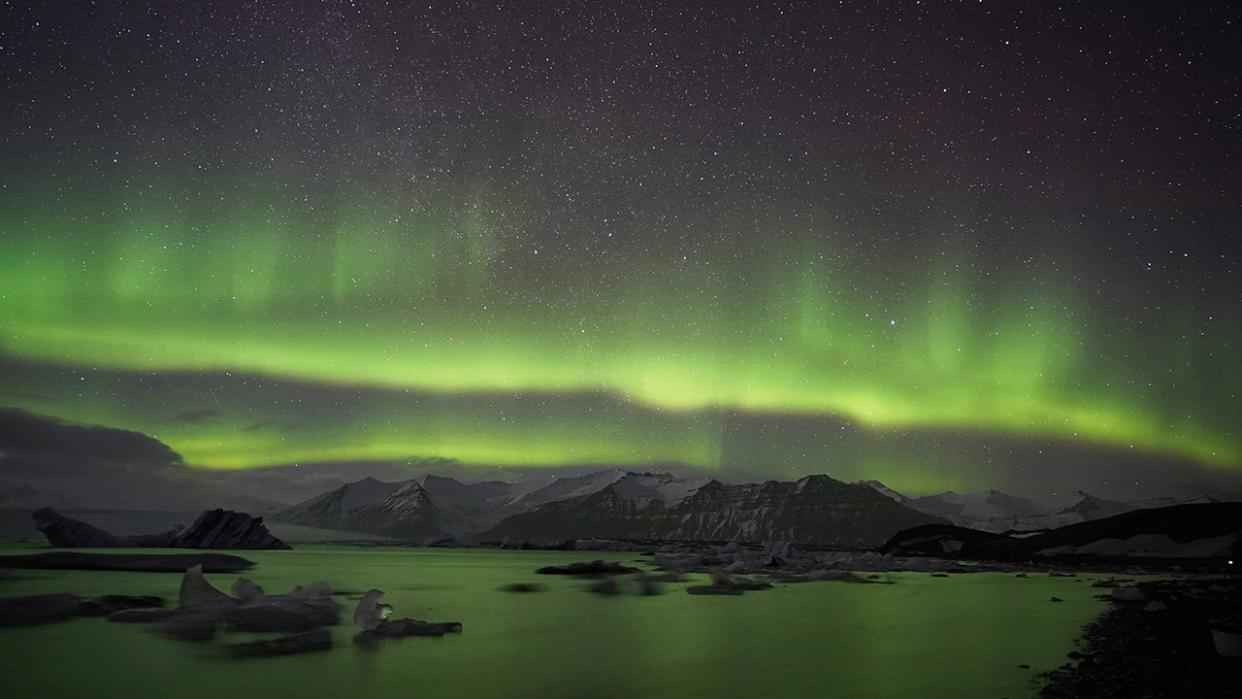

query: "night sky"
left=2, top=1, right=1239, bottom=500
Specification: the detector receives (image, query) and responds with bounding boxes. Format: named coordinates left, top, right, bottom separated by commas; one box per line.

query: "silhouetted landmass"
left=32, top=508, right=289, bottom=549
left=881, top=503, right=1242, bottom=562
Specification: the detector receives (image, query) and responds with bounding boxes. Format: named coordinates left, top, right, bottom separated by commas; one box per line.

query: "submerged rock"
left=228, top=630, right=333, bottom=658
left=535, top=560, right=641, bottom=576
left=687, top=572, right=772, bottom=596
left=0, top=593, right=81, bottom=626
left=499, top=582, right=544, bottom=593
left=369, top=618, right=463, bottom=638
left=687, top=585, right=743, bottom=596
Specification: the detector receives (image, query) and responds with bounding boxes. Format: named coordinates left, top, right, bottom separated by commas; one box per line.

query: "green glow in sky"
left=2, top=194, right=1237, bottom=477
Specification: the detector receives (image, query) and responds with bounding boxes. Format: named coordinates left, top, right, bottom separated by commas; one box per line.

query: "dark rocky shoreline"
left=1041, top=577, right=1242, bottom=697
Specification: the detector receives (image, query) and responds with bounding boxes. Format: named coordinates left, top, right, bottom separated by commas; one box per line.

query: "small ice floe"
left=352, top=589, right=461, bottom=647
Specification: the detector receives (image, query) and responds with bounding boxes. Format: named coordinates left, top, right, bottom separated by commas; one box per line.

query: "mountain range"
left=5, top=472, right=1230, bottom=548
left=274, top=469, right=951, bottom=546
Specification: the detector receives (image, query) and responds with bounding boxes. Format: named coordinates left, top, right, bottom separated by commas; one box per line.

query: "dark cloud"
left=0, top=407, right=182, bottom=471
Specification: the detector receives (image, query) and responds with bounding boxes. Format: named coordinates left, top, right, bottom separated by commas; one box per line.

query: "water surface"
left=0, top=545, right=1105, bottom=698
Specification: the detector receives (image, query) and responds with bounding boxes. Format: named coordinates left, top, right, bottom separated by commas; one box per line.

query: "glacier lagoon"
left=0, top=545, right=1107, bottom=698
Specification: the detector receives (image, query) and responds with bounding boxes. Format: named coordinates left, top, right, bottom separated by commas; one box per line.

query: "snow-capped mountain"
left=277, top=470, right=1230, bottom=546
left=906, top=489, right=1051, bottom=533
left=275, top=476, right=404, bottom=528
left=481, top=474, right=947, bottom=547
left=858, top=480, right=910, bottom=505
left=276, top=470, right=945, bottom=545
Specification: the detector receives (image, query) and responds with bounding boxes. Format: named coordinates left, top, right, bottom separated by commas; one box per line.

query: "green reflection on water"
left=0, top=546, right=1105, bottom=698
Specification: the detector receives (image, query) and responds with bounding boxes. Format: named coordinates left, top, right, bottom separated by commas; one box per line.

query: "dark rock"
left=228, top=630, right=332, bottom=658
left=0, top=593, right=81, bottom=626
left=687, top=585, right=744, bottom=596
left=76, top=595, right=163, bottom=616
left=774, top=569, right=887, bottom=584
left=687, top=572, right=771, bottom=595
left=1051, top=596, right=1064, bottom=603
left=499, top=583, right=544, bottom=593
left=370, top=618, right=463, bottom=637
left=0, top=552, right=254, bottom=573
left=32, top=508, right=127, bottom=547
left=29, top=508, right=289, bottom=550
left=535, top=560, right=640, bottom=576
left=167, top=509, right=290, bottom=550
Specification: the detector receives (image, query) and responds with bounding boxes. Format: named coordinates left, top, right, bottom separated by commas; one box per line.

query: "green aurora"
left=2, top=188, right=1238, bottom=481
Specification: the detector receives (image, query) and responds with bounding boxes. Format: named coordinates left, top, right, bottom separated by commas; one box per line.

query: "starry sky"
left=1, top=1, right=1240, bottom=500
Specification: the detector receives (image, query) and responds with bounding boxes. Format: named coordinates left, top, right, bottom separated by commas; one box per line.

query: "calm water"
left=0, top=545, right=1106, bottom=698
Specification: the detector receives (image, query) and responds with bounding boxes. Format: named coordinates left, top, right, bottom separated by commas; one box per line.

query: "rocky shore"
left=1041, top=577, right=1242, bottom=697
